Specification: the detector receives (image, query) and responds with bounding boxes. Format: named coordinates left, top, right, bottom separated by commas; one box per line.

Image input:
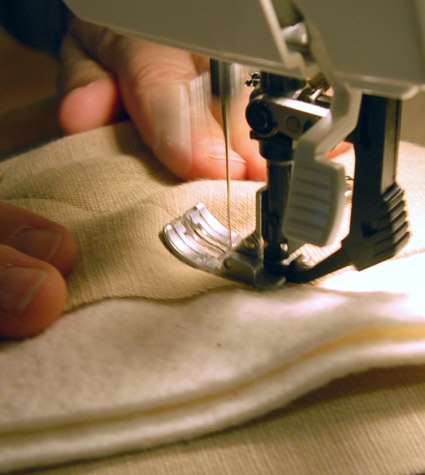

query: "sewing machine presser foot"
left=161, top=203, right=288, bottom=289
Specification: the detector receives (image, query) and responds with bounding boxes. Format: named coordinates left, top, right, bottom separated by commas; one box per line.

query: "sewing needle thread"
left=209, top=59, right=234, bottom=249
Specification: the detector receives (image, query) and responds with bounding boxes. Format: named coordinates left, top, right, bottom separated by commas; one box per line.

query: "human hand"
left=0, top=203, right=77, bottom=340
left=58, top=18, right=266, bottom=181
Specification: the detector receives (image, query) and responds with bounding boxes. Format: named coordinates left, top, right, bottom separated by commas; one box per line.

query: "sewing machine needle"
left=222, top=87, right=233, bottom=248
left=210, top=60, right=233, bottom=248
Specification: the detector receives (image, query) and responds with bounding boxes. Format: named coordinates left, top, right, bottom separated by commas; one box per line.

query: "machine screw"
left=285, top=116, right=302, bottom=135
left=246, top=101, right=276, bottom=136
left=223, top=258, right=232, bottom=269
left=245, top=237, right=257, bottom=249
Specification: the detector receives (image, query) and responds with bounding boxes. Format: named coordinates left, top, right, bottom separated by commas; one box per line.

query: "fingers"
left=170, top=80, right=248, bottom=180
left=326, top=141, right=352, bottom=159
left=0, top=203, right=77, bottom=275
left=0, top=246, right=66, bottom=340
left=58, top=28, right=124, bottom=134
left=0, top=204, right=77, bottom=339
left=61, top=19, right=250, bottom=180
left=228, top=86, right=266, bottom=181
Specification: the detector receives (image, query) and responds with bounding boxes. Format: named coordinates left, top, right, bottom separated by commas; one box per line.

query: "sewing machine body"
left=64, top=0, right=425, bottom=285
left=64, top=0, right=425, bottom=98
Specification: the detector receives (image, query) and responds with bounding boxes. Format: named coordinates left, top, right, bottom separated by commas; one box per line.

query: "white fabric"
left=0, top=128, right=425, bottom=472
left=1, top=253, right=425, bottom=472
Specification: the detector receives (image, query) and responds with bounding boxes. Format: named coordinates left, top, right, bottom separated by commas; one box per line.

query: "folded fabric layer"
left=1, top=255, right=425, bottom=472
left=0, top=123, right=424, bottom=472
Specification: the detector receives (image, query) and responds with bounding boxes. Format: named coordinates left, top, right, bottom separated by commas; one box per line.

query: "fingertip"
left=59, top=79, right=123, bottom=134
left=48, top=225, right=78, bottom=276
left=245, top=143, right=266, bottom=181
left=326, top=142, right=352, bottom=159
left=182, top=137, right=248, bottom=181
left=185, top=158, right=247, bottom=181
left=3, top=203, right=78, bottom=276
left=0, top=249, right=67, bottom=340
left=11, top=266, right=67, bottom=340
left=227, top=121, right=266, bottom=181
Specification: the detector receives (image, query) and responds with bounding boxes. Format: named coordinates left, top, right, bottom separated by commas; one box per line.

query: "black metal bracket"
left=285, top=94, right=410, bottom=282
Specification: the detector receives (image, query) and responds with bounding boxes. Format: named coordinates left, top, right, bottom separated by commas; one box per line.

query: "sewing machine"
left=64, top=0, right=425, bottom=287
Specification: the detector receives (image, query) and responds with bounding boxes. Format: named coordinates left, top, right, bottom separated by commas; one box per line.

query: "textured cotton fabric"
left=0, top=122, right=425, bottom=473
left=0, top=122, right=422, bottom=307
left=0, top=122, right=259, bottom=305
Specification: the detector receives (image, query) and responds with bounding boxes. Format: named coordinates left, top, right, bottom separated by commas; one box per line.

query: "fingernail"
left=206, top=139, right=245, bottom=163
left=8, top=228, right=63, bottom=262
left=150, top=84, right=192, bottom=174
left=0, top=266, right=47, bottom=319
left=64, top=81, right=96, bottom=97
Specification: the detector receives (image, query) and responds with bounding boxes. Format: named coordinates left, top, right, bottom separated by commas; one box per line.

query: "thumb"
left=58, top=25, right=124, bottom=134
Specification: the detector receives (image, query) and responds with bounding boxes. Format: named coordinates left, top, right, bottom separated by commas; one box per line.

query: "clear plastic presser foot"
left=161, top=203, right=287, bottom=289
left=162, top=203, right=241, bottom=272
